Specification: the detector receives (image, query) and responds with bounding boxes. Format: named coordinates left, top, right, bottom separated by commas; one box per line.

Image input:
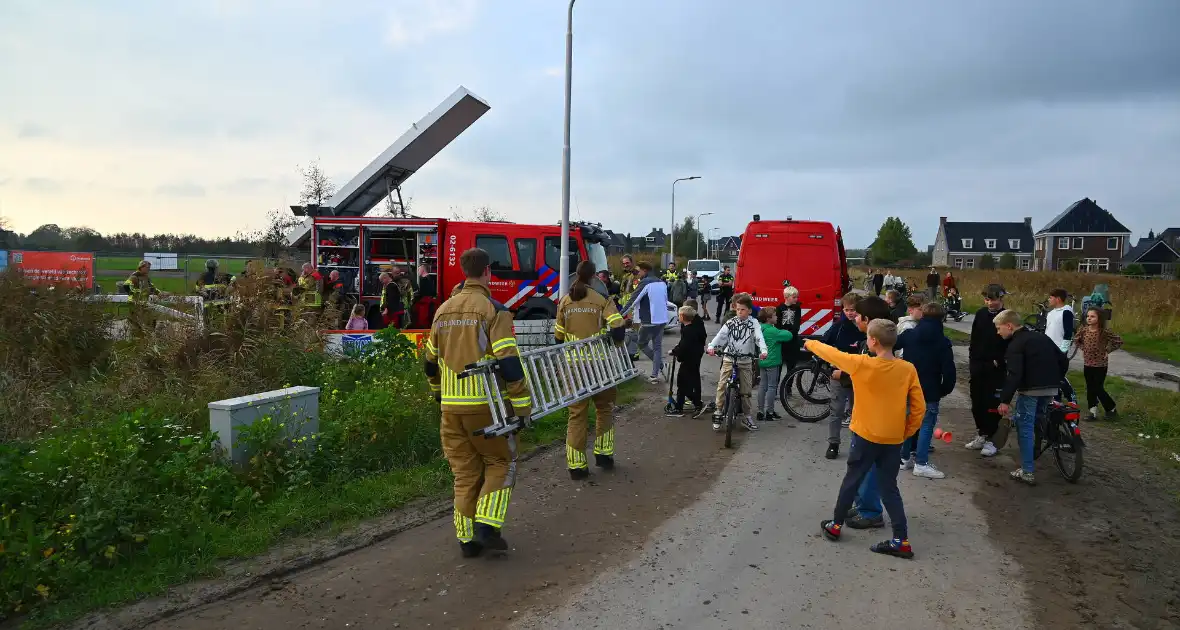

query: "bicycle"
left=713, top=351, right=758, bottom=448
left=779, top=350, right=833, bottom=423
left=996, top=380, right=1085, bottom=482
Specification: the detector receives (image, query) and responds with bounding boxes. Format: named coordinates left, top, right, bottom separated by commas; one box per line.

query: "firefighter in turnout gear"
left=424, top=248, right=532, bottom=558
left=296, top=262, right=323, bottom=308
left=556, top=261, right=627, bottom=480
left=125, top=260, right=160, bottom=336
left=195, top=259, right=231, bottom=320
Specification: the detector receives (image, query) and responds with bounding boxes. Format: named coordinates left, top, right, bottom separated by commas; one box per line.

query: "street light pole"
left=695, top=211, right=714, bottom=259
left=558, top=0, right=576, bottom=298
left=670, top=175, right=700, bottom=270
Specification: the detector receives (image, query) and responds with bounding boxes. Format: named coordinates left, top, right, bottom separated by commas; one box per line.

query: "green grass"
left=1065, top=371, right=1180, bottom=471
left=23, top=377, right=644, bottom=628
left=96, top=256, right=251, bottom=275
left=1120, top=332, right=1180, bottom=365
left=944, top=327, right=971, bottom=343
left=96, top=276, right=190, bottom=295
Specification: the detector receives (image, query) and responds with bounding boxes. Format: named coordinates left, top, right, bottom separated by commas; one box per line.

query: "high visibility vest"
left=299, top=274, right=322, bottom=306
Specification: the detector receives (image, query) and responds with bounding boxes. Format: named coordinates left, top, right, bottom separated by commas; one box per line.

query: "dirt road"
left=116, top=321, right=1179, bottom=629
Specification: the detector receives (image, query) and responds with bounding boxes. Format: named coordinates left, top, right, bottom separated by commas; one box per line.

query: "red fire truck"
left=733, top=215, right=852, bottom=338
left=293, top=215, right=611, bottom=326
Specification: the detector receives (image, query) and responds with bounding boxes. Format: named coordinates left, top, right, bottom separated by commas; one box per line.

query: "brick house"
left=602, top=229, right=629, bottom=255
left=1122, top=228, right=1180, bottom=277
left=709, top=235, right=742, bottom=261
left=932, top=217, right=1035, bottom=270
left=1032, top=198, right=1132, bottom=272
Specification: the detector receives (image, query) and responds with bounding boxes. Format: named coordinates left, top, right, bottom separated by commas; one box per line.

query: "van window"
left=544, top=237, right=581, bottom=270
left=688, top=260, right=721, bottom=273
left=475, top=235, right=513, bottom=271
left=515, top=238, right=537, bottom=271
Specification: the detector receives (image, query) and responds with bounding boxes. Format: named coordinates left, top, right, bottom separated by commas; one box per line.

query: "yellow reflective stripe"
left=554, top=324, right=567, bottom=333
left=453, top=509, right=474, bottom=542
left=441, top=398, right=486, bottom=405
left=426, top=339, right=437, bottom=354
left=594, top=427, right=616, bottom=456
left=475, top=488, right=512, bottom=527
left=441, top=364, right=486, bottom=402
left=605, top=313, right=623, bottom=324
left=429, top=383, right=441, bottom=391
left=491, top=337, right=517, bottom=352
left=509, top=396, right=531, bottom=408
left=566, top=444, right=588, bottom=469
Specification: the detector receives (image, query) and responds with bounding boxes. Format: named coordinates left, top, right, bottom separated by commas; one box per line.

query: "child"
left=1074, top=306, right=1122, bottom=421
left=707, top=293, right=769, bottom=432
left=821, top=293, right=866, bottom=459
left=756, top=308, right=794, bottom=421
left=807, top=319, right=924, bottom=559
left=345, top=304, right=368, bottom=330
left=897, top=301, right=957, bottom=479
left=667, top=305, right=708, bottom=418
left=775, top=285, right=803, bottom=374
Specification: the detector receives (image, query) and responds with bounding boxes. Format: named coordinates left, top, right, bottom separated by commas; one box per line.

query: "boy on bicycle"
left=707, top=293, right=768, bottom=433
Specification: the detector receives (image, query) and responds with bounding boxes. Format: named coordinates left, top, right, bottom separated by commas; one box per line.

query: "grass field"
left=1065, top=372, right=1180, bottom=471
left=96, top=255, right=252, bottom=275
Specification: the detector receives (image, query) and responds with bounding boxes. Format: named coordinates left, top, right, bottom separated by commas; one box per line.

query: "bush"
left=1123, top=263, right=1146, bottom=276
left=980, top=254, right=996, bottom=270
left=999, top=253, right=1017, bottom=269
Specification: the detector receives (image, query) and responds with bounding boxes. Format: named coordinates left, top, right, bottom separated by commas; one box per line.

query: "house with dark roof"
left=602, top=229, right=629, bottom=255
left=1033, top=198, right=1132, bottom=272
left=1122, top=228, right=1180, bottom=276
left=707, top=235, right=742, bottom=261
left=629, top=228, right=667, bottom=253
left=932, top=217, right=1035, bottom=270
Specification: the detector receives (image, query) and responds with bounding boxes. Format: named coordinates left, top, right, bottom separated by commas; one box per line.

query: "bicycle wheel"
left=796, top=367, right=831, bottom=404
left=1052, top=420, right=1085, bottom=482
left=783, top=367, right=831, bottom=423
left=724, top=389, right=737, bottom=449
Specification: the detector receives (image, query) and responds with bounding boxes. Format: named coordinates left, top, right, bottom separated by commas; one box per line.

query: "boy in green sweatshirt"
left=756, top=308, right=794, bottom=421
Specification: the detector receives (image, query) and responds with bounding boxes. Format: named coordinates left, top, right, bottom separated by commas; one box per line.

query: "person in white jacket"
left=621, top=262, right=671, bottom=383
left=1044, top=288, right=1075, bottom=353
left=707, top=293, right=769, bottom=432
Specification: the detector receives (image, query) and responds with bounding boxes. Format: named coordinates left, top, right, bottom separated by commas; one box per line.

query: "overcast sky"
left=2, top=0, right=1178, bottom=247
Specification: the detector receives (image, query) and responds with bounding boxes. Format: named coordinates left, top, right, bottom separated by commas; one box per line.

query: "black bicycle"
left=1034, top=399, right=1085, bottom=482
left=779, top=351, right=832, bottom=423
left=716, top=351, right=758, bottom=448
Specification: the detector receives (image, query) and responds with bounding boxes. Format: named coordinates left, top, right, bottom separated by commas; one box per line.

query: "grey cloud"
left=24, top=177, right=64, bottom=193
left=155, top=182, right=207, bottom=198
left=17, top=122, right=51, bottom=139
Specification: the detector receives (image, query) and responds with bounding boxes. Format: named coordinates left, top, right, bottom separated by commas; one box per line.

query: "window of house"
left=985, top=239, right=997, bottom=249
left=1020, top=257, right=1031, bottom=270
left=953, top=258, right=964, bottom=269
left=965, top=258, right=976, bottom=269
left=514, top=238, right=537, bottom=271
left=544, top=237, right=581, bottom=271
left=961, top=238, right=973, bottom=249
left=1078, top=257, right=1110, bottom=273
left=1058, top=237, right=1070, bottom=249
left=1010, top=239, right=1021, bottom=249
left=645, top=236, right=655, bottom=242
left=1107, top=237, right=1119, bottom=250
left=475, top=235, right=513, bottom=271
left=1036, top=238, right=1044, bottom=251
left=1072, top=237, right=1084, bottom=249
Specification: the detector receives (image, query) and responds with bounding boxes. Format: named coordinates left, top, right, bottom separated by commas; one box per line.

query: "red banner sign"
left=10, top=251, right=95, bottom=288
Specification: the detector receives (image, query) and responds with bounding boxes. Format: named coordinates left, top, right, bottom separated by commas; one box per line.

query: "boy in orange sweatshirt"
left=805, top=318, right=925, bottom=559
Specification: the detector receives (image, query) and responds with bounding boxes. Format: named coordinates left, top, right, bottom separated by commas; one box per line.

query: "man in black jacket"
left=666, top=304, right=708, bottom=418
left=966, top=283, right=1008, bottom=457
left=994, top=310, right=1070, bottom=486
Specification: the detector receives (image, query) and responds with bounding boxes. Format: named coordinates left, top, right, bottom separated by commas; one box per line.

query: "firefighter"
left=556, top=261, right=627, bottom=480
left=125, top=260, right=159, bottom=335
left=395, top=268, right=414, bottom=325
left=322, top=269, right=348, bottom=326
left=296, top=262, right=323, bottom=309
left=379, top=272, right=404, bottom=328
left=424, top=248, right=532, bottom=557
left=195, top=259, right=230, bottom=320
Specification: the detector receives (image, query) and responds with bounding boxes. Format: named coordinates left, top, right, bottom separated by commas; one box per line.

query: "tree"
left=980, top=254, right=997, bottom=270
left=868, top=217, right=918, bottom=265
left=297, top=160, right=336, bottom=206
left=670, top=216, right=707, bottom=261
left=999, top=252, right=1017, bottom=269
left=624, top=233, right=633, bottom=254
left=1122, top=263, right=1146, bottom=276
left=450, top=205, right=507, bottom=222
left=24, top=224, right=66, bottom=250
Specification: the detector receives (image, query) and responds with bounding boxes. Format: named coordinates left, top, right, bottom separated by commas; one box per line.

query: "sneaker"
left=1086, top=406, right=1099, bottom=421
left=630, top=354, right=641, bottom=362
left=965, top=435, right=987, bottom=450
left=712, top=421, right=723, bottom=432
left=769, top=410, right=783, bottom=420
left=569, top=467, right=590, bottom=481
left=647, top=376, right=661, bottom=385
left=459, top=540, right=484, bottom=558
left=691, top=405, right=708, bottom=420
left=756, top=411, right=765, bottom=422
left=1009, top=468, right=1036, bottom=485
left=846, top=514, right=885, bottom=529
left=869, top=538, right=914, bottom=559
left=900, top=456, right=915, bottom=471
left=474, top=523, right=509, bottom=553
left=821, top=520, right=842, bottom=541
left=846, top=506, right=860, bottom=520
left=742, top=418, right=759, bottom=431
left=913, top=463, right=946, bottom=479
left=825, top=444, right=839, bottom=460
left=841, top=417, right=851, bottom=427
left=1106, top=408, right=1118, bottom=420
left=665, top=407, right=685, bottom=418
left=980, top=441, right=998, bottom=457
left=594, top=454, right=614, bottom=470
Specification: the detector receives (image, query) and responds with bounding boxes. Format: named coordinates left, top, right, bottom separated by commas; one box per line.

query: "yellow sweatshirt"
left=804, top=339, right=925, bottom=445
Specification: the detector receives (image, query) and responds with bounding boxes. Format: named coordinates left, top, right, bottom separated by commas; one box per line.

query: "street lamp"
left=558, top=0, right=577, bottom=298
left=670, top=176, right=701, bottom=269
left=695, top=212, right=714, bottom=259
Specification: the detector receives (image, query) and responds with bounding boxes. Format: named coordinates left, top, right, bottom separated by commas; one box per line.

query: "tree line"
left=0, top=223, right=261, bottom=256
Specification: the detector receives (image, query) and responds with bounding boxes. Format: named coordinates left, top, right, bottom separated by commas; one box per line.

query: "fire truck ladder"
left=457, top=334, right=640, bottom=438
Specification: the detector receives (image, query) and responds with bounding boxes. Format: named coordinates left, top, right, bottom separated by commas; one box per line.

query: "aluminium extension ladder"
left=457, top=334, right=641, bottom=438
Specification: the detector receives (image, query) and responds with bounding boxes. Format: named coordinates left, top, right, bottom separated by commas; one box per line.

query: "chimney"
left=939, top=216, right=947, bottom=227
left=1024, top=217, right=1032, bottom=227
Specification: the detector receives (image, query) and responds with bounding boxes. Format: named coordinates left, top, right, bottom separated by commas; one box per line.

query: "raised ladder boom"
left=457, top=334, right=640, bottom=438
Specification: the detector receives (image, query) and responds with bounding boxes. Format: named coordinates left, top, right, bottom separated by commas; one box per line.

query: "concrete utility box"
left=208, top=386, right=320, bottom=467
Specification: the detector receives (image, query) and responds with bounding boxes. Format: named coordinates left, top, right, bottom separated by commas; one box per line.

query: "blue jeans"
left=1013, top=394, right=1051, bottom=474
left=834, top=434, right=907, bottom=540
left=855, top=466, right=883, bottom=519
left=901, top=400, right=941, bottom=466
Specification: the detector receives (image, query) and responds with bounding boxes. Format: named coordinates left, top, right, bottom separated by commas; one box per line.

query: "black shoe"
left=756, top=411, right=765, bottom=422
left=665, top=407, right=685, bottom=418
left=869, top=538, right=914, bottom=559
left=630, top=354, right=641, bottom=362
left=846, top=506, right=860, bottom=520
left=474, top=523, right=508, bottom=553
left=594, top=454, right=614, bottom=470
left=570, top=467, right=590, bottom=480
left=460, top=541, right=484, bottom=558
left=768, top=411, right=782, bottom=420
left=825, top=444, right=839, bottom=460
left=691, top=405, right=707, bottom=419
left=846, top=514, right=885, bottom=529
